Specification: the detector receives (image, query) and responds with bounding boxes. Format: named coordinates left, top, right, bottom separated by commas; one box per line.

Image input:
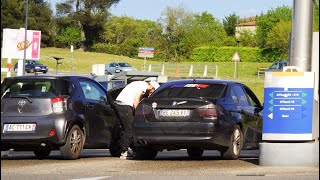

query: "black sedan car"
left=131, top=79, right=263, bottom=160
left=13, top=60, right=48, bottom=74
left=1, top=75, right=121, bottom=159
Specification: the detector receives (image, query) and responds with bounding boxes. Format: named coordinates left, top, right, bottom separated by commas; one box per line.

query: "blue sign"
left=263, top=88, right=314, bottom=134
left=262, top=72, right=314, bottom=141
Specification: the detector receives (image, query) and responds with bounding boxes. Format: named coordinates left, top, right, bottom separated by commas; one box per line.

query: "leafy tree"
left=223, top=13, right=238, bottom=36
left=1, top=0, right=53, bottom=47
left=256, top=6, right=292, bottom=47
left=54, top=0, right=120, bottom=50
left=314, top=0, right=319, bottom=32
left=266, top=20, right=291, bottom=56
left=55, top=26, right=81, bottom=48
left=158, top=5, right=195, bottom=62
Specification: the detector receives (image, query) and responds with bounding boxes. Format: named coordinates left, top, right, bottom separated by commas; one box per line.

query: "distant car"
left=105, top=62, right=137, bottom=75
left=13, top=60, right=48, bottom=74
left=266, top=60, right=289, bottom=72
left=124, top=79, right=263, bottom=160
left=1, top=75, right=122, bottom=160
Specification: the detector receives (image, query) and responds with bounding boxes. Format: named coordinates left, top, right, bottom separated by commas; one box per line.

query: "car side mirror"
left=254, top=107, right=263, bottom=116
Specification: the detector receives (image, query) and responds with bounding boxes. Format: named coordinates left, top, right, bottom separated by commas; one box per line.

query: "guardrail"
left=257, top=68, right=267, bottom=79
left=144, top=64, right=218, bottom=78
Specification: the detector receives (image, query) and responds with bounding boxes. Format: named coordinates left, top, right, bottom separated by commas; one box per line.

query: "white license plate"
left=3, top=124, right=36, bottom=132
left=159, top=109, right=190, bottom=117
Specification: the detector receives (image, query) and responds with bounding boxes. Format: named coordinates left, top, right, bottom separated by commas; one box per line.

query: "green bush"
left=191, top=46, right=286, bottom=62
left=91, top=43, right=120, bottom=55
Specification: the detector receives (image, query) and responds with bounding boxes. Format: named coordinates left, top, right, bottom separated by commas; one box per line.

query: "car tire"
left=187, top=148, right=204, bottom=159
left=34, top=149, right=51, bottom=159
left=135, top=147, right=158, bottom=160
left=220, top=125, right=243, bottom=160
left=60, top=125, right=84, bottom=160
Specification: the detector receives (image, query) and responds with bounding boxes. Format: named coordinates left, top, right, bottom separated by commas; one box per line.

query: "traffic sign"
left=232, top=52, right=240, bottom=61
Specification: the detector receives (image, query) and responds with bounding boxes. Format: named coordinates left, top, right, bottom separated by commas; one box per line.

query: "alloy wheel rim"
left=232, top=129, right=241, bottom=155
left=70, top=129, right=82, bottom=155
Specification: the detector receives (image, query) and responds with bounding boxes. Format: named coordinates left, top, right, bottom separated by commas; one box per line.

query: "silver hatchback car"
left=105, top=62, right=137, bottom=75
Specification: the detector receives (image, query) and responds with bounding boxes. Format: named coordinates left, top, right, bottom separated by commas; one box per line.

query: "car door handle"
left=86, top=104, right=94, bottom=109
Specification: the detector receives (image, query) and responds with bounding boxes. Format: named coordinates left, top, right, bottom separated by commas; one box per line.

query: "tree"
left=223, top=13, right=238, bottom=36
left=266, top=20, right=291, bottom=55
left=55, top=0, right=120, bottom=50
left=158, top=5, right=195, bottom=62
left=314, top=0, right=319, bottom=32
left=1, top=0, right=53, bottom=47
left=256, top=6, right=292, bottom=47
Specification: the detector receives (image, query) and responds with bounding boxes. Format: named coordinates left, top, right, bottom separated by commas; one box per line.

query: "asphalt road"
left=1, top=149, right=318, bottom=180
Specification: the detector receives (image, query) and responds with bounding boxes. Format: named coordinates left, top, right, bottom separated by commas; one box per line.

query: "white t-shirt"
left=116, top=81, right=148, bottom=107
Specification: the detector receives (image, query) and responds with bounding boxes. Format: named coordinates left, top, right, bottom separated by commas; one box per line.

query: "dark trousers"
left=113, top=103, right=134, bottom=152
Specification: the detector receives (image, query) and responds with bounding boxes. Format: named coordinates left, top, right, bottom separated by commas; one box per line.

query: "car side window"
left=230, top=89, right=239, bottom=103
left=243, top=86, right=261, bottom=107
left=232, top=85, right=249, bottom=105
left=79, top=80, right=107, bottom=101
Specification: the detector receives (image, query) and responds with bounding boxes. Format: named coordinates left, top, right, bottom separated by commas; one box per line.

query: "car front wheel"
left=60, top=125, right=84, bottom=160
left=220, top=125, right=243, bottom=160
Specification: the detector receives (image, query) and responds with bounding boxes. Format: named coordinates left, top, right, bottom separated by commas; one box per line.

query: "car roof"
left=4, top=75, right=91, bottom=80
left=163, top=79, right=241, bottom=86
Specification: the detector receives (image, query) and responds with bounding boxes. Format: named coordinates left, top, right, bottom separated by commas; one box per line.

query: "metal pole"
left=22, top=0, right=29, bottom=76
left=290, top=0, right=314, bottom=71
left=143, top=57, right=146, bottom=71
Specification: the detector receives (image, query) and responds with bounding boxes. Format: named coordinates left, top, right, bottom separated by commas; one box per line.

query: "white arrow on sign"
left=232, top=52, right=240, bottom=61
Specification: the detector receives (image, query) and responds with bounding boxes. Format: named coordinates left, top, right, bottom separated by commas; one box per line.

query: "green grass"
left=1, top=47, right=272, bottom=102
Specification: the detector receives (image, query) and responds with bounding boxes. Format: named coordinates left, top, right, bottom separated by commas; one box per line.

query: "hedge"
left=190, top=46, right=287, bottom=63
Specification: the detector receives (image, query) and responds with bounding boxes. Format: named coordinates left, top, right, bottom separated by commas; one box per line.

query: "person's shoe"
left=120, top=151, right=135, bottom=160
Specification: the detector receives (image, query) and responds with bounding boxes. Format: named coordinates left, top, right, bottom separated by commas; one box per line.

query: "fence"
left=257, top=68, right=267, bottom=79
left=143, top=64, right=218, bottom=78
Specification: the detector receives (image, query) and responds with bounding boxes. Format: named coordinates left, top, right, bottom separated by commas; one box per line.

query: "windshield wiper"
left=9, top=96, right=32, bottom=103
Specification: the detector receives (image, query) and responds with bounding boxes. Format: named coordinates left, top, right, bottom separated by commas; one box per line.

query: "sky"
left=50, top=0, right=293, bottom=22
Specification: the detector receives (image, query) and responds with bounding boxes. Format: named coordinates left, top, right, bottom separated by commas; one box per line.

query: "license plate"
left=3, top=124, right=36, bottom=132
left=158, top=109, right=190, bottom=117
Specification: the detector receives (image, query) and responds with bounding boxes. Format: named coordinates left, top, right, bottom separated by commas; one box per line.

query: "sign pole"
left=71, top=45, right=74, bottom=73
left=143, top=57, right=146, bottom=71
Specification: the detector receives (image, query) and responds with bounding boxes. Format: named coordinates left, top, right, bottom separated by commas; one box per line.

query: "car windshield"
left=153, top=83, right=227, bottom=98
left=1, top=79, right=59, bottom=98
left=118, top=63, right=131, bottom=67
left=28, top=61, right=42, bottom=65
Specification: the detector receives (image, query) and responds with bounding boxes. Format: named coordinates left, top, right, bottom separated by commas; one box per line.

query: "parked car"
left=13, top=60, right=49, bottom=74
left=1, top=75, right=122, bottom=159
left=126, top=79, right=263, bottom=160
left=105, top=62, right=137, bottom=75
left=266, top=60, right=289, bottom=72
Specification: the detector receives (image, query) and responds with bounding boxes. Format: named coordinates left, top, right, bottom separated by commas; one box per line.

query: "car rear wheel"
left=187, top=148, right=204, bottom=159
left=135, top=147, right=158, bottom=160
left=60, top=125, right=84, bottom=160
left=34, top=149, right=51, bottom=159
left=220, top=125, right=243, bottom=160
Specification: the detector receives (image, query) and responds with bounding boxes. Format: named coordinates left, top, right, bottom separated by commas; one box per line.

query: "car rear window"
left=1, top=78, right=62, bottom=98
left=153, top=83, right=226, bottom=98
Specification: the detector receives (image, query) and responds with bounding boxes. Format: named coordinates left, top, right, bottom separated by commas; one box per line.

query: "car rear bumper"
left=1, top=114, right=69, bottom=151
left=133, top=120, right=230, bottom=149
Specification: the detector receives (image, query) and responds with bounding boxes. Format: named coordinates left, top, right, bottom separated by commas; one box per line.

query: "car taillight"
left=51, top=96, right=69, bottom=113
left=135, top=104, right=153, bottom=117
left=197, top=104, right=218, bottom=118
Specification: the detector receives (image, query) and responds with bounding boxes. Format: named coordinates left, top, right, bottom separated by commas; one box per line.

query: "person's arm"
left=133, top=90, right=145, bottom=109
